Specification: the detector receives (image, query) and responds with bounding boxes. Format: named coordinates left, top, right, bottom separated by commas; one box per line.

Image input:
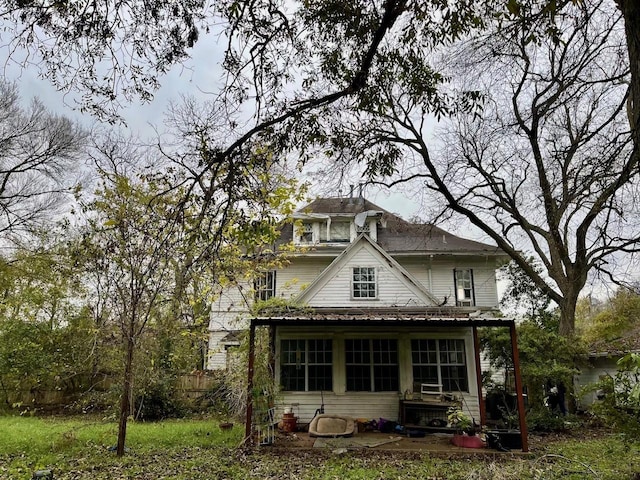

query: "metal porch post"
left=472, top=326, right=487, bottom=426
left=510, top=320, right=529, bottom=452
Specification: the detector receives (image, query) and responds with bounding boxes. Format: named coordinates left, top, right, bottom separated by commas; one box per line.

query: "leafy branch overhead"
left=3, top=1, right=640, bottom=337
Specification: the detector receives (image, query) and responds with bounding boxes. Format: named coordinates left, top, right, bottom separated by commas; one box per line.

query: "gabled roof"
left=286, top=196, right=507, bottom=256
left=295, top=233, right=440, bottom=306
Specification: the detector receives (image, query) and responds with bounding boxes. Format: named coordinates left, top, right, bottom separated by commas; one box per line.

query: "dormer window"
left=299, top=222, right=314, bottom=243
left=330, top=221, right=350, bottom=242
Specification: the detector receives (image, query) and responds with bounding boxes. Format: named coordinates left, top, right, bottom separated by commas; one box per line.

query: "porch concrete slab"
left=267, top=431, right=531, bottom=456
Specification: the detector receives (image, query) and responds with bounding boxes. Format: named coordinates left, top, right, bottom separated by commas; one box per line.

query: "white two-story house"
left=208, top=196, right=528, bottom=447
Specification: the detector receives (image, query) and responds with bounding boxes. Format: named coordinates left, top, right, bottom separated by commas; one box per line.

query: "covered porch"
left=244, top=311, right=529, bottom=452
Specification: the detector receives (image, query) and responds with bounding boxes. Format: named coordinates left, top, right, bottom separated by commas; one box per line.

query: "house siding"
left=400, top=257, right=499, bottom=308
left=303, top=244, right=432, bottom=308
left=575, top=357, right=619, bottom=408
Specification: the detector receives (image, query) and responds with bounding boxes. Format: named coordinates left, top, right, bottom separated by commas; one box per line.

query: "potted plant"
left=447, top=406, right=484, bottom=448
left=447, top=406, right=473, bottom=434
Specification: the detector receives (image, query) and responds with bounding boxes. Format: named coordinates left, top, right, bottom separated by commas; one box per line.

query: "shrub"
left=589, top=353, right=640, bottom=442
left=134, top=378, right=186, bottom=421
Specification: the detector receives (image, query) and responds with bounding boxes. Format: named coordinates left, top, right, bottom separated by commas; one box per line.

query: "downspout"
left=245, top=320, right=257, bottom=444
left=510, top=320, right=529, bottom=452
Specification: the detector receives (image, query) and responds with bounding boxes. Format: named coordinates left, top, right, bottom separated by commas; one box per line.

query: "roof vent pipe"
left=358, top=183, right=363, bottom=198
left=349, top=184, right=354, bottom=198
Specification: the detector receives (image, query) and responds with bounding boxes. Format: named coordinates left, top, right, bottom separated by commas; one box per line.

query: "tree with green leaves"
left=0, top=229, right=94, bottom=408
left=79, top=132, right=303, bottom=454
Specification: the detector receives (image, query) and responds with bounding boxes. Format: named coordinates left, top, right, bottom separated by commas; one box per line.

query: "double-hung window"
left=346, top=339, right=398, bottom=391
left=412, top=339, right=468, bottom=392
left=280, top=339, right=333, bottom=391
left=454, top=269, right=475, bottom=306
left=254, top=271, right=276, bottom=301
left=352, top=267, right=377, bottom=299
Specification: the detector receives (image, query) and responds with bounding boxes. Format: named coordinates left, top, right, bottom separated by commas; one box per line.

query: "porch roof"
left=251, top=308, right=514, bottom=327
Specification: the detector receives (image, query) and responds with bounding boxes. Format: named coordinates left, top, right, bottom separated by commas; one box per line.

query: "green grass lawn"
left=1, top=415, right=639, bottom=479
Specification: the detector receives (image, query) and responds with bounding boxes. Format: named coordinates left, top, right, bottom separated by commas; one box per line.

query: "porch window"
left=454, top=269, right=475, bottom=306
left=412, top=339, right=468, bottom=392
left=346, top=339, right=398, bottom=391
left=352, top=267, right=377, bottom=299
left=254, top=271, right=276, bottom=301
left=280, top=339, right=333, bottom=391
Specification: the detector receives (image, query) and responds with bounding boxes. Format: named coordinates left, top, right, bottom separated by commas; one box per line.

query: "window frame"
left=411, top=338, right=469, bottom=393
left=454, top=268, right=475, bottom=306
left=254, top=271, right=276, bottom=302
left=280, top=339, right=333, bottom=392
left=345, top=338, right=399, bottom=392
left=352, top=266, right=378, bottom=299
left=329, top=221, right=351, bottom=242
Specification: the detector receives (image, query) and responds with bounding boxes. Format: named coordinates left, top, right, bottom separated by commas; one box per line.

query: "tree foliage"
left=481, top=321, right=586, bottom=409
left=0, top=232, right=94, bottom=408
left=2, top=1, right=638, bottom=339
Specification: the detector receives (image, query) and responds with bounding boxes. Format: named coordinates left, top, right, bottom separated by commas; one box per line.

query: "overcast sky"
left=2, top=31, right=427, bottom=223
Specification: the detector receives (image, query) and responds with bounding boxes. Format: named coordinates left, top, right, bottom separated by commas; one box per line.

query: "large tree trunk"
left=616, top=0, right=640, bottom=156
left=558, top=289, right=580, bottom=337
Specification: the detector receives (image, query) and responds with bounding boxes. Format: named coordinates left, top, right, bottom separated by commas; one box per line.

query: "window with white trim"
left=352, top=267, right=377, bottom=298
left=411, top=339, right=468, bottom=392
left=254, top=271, right=276, bottom=301
left=346, top=339, right=398, bottom=391
left=280, top=339, right=333, bottom=391
left=454, top=269, right=475, bottom=306
left=299, top=222, right=314, bottom=243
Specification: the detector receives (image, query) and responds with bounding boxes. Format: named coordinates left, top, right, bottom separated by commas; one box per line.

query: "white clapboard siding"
left=207, top=331, right=231, bottom=370
left=276, top=257, right=334, bottom=299
left=406, top=257, right=499, bottom=308
left=303, top=243, right=431, bottom=308
left=276, top=392, right=481, bottom=425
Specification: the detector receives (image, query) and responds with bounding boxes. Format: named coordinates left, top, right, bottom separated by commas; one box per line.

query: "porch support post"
left=509, top=320, right=529, bottom=452
left=472, top=326, right=486, bottom=426
left=245, top=320, right=257, bottom=444
left=268, top=325, right=276, bottom=377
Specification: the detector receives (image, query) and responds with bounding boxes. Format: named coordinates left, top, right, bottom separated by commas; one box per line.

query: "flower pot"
left=451, top=433, right=485, bottom=448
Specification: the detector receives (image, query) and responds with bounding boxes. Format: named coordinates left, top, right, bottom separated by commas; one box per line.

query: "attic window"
left=352, top=267, right=377, bottom=299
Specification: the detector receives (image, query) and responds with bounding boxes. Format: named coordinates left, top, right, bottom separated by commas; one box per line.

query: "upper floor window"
left=254, top=271, right=276, bottom=301
left=454, top=269, right=474, bottom=306
left=329, top=221, right=350, bottom=242
left=299, top=222, right=314, bottom=243
left=352, top=267, right=377, bottom=299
